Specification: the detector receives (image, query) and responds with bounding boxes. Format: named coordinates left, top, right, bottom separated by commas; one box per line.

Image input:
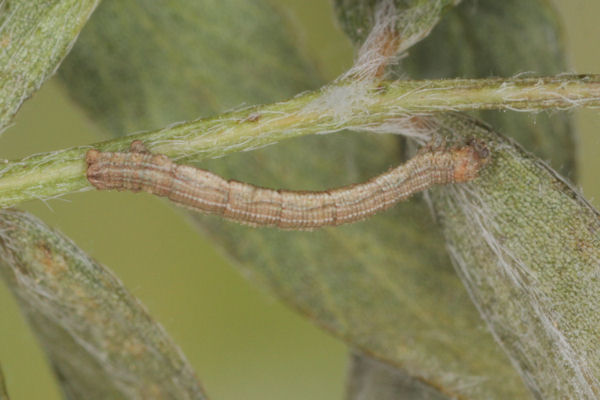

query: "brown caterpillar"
left=86, top=140, right=489, bottom=230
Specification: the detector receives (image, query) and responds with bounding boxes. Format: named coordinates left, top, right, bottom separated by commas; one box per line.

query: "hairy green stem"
left=1, top=74, right=598, bottom=208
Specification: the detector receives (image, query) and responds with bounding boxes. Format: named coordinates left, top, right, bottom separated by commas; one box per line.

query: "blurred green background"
left=0, top=0, right=599, bottom=399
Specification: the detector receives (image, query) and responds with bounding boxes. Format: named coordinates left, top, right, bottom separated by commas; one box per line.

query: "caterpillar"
left=86, top=139, right=489, bottom=230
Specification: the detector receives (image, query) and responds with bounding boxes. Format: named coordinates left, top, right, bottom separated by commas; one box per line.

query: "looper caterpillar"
left=86, top=140, right=490, bottom=230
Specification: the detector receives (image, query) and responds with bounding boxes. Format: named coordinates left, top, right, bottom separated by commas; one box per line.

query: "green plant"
left=1, top=0, right=599, bottom=399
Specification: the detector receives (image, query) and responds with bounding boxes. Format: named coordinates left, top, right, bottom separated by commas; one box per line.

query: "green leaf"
left=58, top=0, right=320, bottom=135
left=58, top=1, right=533, bottom=398
left=0, top=0, right=100, bottom=132
left=429, top=112, right=600, bottom=398
left=0, top=209, right=207, bottom=400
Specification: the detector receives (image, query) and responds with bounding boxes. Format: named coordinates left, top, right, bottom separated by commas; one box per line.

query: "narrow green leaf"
left=0, top=0, right=100, bottom=132
left=430, top=112, right=600, bottom=398
left=0, top=209, right=207, bottom=400
left=402, top=1, right=580, bottom=396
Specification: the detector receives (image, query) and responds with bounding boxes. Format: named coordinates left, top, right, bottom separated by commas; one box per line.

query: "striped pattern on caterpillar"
left=86, top=139, right=490, bottom=230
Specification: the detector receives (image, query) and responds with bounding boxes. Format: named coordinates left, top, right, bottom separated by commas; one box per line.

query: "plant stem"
left=1, top=74, right=599, bottom=208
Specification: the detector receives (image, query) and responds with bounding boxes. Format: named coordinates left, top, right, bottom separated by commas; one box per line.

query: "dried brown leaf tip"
left=85, top=139, right=489, bottom=230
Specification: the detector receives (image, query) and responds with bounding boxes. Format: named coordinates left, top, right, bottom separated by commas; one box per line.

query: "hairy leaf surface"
left=0, top=209, right=206, bottom=400
left=337, top=0, right=576, bottom=397
left=0, top=0, right=99, bottom=131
